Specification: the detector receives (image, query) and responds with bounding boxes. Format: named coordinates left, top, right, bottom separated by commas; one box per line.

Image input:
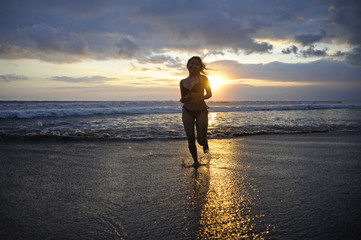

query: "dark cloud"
left=300, top=45, right=328, bottom=58
left=114, top=38, right=141, bottom=58
left=332, top=51, right=346, bottom=57
left=140, top=55, right=183, bottom=68
left=222, top=83, right=361, bottom=101
left=327, top=0, right=361, bottom=68
left=282, top=45, right=298, bottom=54
left=345, top=47, right=361, bottom=67
left=294, top=30, right=326, bottom=46
left=0, top=74, right=28, bottom=82
left=52, top=76, right=114, bottom=83
left=209, top=59, right=361, bottom=83
left=0, top=0, right=360, bottom=67
left=19, top=23, right=88, bottom=55
left=203, top=50, right=226, bottom=57
left=132, top=0, right=274, bottom=54
left=328, top=0, right=361, bottom=46
left=0, top=0, right=279, bottom=61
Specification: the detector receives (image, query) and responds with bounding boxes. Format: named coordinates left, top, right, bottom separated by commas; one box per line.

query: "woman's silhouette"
left=180, top=56, right=212, bottom=167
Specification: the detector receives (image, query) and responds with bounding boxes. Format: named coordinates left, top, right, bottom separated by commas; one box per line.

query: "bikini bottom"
left=183, top=107, right=208, bottom=119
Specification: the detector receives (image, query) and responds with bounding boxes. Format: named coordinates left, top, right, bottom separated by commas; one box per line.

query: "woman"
left=180, top=56, right=212, bottom=167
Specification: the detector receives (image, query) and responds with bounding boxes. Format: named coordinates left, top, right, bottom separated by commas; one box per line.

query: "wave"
left=1, top=126, right=360, bottom=142
left=1, top=101, right=361, bottom=119
left=0, top=107, right=181, bottom=119
left=210, top=103, right=361, bottom=112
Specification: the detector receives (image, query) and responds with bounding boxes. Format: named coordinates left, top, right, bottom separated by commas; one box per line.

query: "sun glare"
left=208, top=75, right=225, bottom=90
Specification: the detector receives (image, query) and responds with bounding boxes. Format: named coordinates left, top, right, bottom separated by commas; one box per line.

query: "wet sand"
left=1, top=132, right=361, bottom=239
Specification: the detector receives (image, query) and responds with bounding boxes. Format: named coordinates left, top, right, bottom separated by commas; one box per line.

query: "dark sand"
left=1, top=132, right=361, bottom=239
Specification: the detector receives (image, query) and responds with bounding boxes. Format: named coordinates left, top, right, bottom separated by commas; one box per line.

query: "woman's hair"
left=187, top=56, right=207, bottom=75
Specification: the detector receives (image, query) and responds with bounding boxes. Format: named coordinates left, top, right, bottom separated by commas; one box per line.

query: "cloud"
left=114, top=37, right=141, bottom=58
left=0, top=74, right=28, bottom=82
left=294, top=30, right=326, bottom=46
left=52, top=75, right=114, bottom=83
left=0, top=0, right=277, bottom=61
left=346, top=47, right=361, bottom=67
left=19, top=23, right=88, bottom=55
left=282, top=45, right=298, bottom=54
left=140, top=55, right=183, bottom=68
left=209, top=59, right=361, bottom=83
left=332, top=51, right=346, bottom=58
left=300, top=45, right=328, bottom=58
left=328, top=0, right=361, bottom=46
left=221, top=83, right=361, bottom=101
left=327, top=0, right=361, bottom=67
left=282, top=45, right=329, bottom=58
left=0, top=0, right=360, bottom=68
left=131, top=0, right=275, bottom=54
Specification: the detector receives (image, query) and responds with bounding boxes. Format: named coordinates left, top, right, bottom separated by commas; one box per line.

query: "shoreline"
left=1, top=130, right=361, bottom=143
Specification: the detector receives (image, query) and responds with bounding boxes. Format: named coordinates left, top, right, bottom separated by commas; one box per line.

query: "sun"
left=208, top=75, right=225, bottom=90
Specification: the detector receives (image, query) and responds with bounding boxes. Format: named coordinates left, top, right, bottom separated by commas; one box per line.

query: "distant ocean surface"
left=1, top=101, right=361, bottom=140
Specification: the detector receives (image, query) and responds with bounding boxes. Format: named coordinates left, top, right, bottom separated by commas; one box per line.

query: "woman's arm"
left=203, top=76, right=212, bottom=100
left=193, top=76, right=212, bottom=102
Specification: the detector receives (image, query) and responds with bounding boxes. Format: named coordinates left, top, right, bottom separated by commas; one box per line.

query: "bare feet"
left=190, top=161, right=201, bottom=168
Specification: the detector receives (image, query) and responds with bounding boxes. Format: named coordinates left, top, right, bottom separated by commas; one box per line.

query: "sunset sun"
left=208, top=75, right=225, bottom=90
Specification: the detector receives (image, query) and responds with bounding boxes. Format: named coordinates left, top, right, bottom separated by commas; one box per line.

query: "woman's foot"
left=190, top=161, right=201, bottom=168
left=201, top=150, right=211, bottom=164
left=203, top=140, right=209, bottom=153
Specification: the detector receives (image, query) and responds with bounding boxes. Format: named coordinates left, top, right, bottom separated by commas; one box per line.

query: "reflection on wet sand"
left=182, top=165, right=210, bottom=238
left=184, top=140, right=271, bottom=239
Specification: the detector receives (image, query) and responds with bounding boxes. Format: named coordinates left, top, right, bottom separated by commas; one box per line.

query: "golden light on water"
left=208, top=112, right=219, bottom=127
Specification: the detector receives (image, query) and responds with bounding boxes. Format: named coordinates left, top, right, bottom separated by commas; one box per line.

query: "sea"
left=1, top=100, right=361, bottom=141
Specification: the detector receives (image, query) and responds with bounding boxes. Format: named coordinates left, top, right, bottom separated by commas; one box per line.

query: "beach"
left=1, top=132, right=361, bottom=239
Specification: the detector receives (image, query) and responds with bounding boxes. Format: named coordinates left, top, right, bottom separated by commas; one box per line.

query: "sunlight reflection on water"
left=185, top=140, right=272, bottom=239
left=208, top=112, right=219, bottom=127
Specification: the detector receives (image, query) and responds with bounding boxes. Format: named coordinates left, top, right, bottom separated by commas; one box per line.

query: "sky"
left=0, top=0, right=361, bottom=101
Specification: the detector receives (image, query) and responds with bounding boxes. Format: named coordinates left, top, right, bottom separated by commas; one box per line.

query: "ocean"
left=1, top=100, right=361, bottom=140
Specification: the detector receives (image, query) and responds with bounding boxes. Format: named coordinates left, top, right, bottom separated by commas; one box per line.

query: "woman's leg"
left=196, top=110, right=209, bottom=153
left=182, top=109, right=198, bottom=162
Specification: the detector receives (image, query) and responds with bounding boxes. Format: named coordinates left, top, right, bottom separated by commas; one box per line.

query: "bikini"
left=181, top=79, right=209, bottom=119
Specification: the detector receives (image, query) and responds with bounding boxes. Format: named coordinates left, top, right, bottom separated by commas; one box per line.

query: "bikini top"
left=181, top=79, right=205, bottom=96
left=181, top=77, right=209, bottom=111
